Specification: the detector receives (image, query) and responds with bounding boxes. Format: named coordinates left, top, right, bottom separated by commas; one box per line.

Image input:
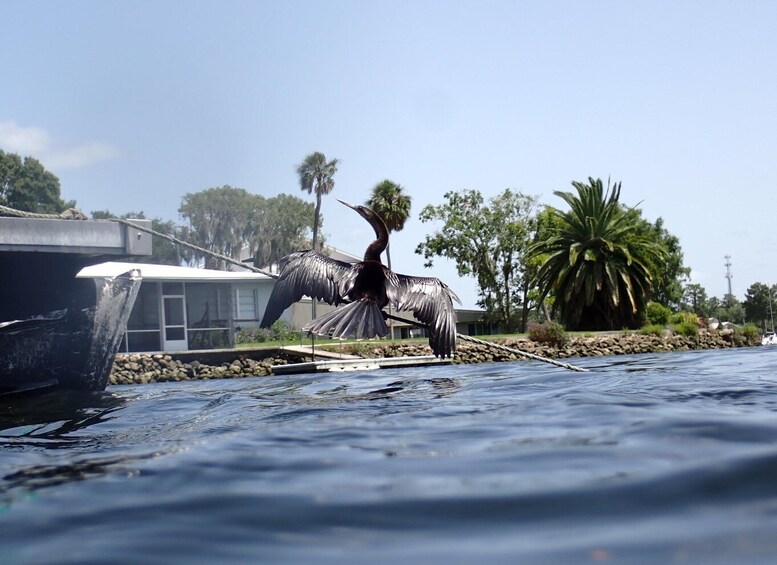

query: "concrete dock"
left=0, top=216, right=152, bottom=256
left=270, top=354, right=451, bottom=375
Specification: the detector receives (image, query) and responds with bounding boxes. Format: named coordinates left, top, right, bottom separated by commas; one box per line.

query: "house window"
left=122, top=282, right=161, bottom=352
left=467, top=322, right=499, bottom=336
left=186, top=282, right=230, bottom=350
left=234, top=287, right=258, bottom=320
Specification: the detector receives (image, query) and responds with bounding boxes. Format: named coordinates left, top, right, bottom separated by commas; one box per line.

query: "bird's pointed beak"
left=337, top=199, right=358, bottom=211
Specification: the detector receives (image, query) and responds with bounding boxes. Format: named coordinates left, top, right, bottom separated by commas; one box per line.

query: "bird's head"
left=337, top=199, right=386, bottom=229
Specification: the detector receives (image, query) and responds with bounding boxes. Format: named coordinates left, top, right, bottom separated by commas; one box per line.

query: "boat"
left=762, top=287, right=777, bottom=346
left=0, top=215, right=150, bottom=395
left=762, top=332, right=777, bottom=346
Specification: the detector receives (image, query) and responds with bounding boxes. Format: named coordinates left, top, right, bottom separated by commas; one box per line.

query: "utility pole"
left=724, top=255, right=733, bottom=297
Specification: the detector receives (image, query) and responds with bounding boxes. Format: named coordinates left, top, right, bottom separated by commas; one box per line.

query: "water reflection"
left=0, top=389, right=126, bottom=442
left=2, top=453, right=150, bottom=492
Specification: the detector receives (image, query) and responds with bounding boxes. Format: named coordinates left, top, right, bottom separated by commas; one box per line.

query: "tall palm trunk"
left=312, top=193, right=322, bottom=252
left=311, top=193, right=322, bottom=323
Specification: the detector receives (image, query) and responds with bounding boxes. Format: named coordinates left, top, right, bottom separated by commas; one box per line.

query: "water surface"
left=3, top=347, right=777, bottom=563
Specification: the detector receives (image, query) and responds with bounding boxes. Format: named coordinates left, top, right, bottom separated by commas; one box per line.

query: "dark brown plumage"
left=260, top=199, right=460, bottom=357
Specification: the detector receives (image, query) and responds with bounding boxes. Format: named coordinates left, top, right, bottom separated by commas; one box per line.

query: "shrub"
left=527, top=321, right=568, bottom=347
left=269, top=320, right=300, bottom=342
left=645, top=302, right=672, bottom=326
left=639, top=324, right=664, bottom=336
left=740, top=323, right=761, bottom=346
left=673, top=321, right=699, bottom=337
left=669, top=311, right=700, bottom=327
left=235, top=321, right=300, bottom=344
left=235, top=326, right=272, bottom=344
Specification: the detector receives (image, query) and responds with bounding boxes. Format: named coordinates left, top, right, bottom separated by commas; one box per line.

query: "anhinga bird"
left=260, top=199, right=460, bottom=357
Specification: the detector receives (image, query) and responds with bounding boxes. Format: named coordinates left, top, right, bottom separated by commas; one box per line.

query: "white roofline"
left=77, top=261, right=273, bottom=282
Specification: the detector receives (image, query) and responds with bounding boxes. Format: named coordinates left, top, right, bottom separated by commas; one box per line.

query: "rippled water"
left=3, top=347, right=777, bottom=563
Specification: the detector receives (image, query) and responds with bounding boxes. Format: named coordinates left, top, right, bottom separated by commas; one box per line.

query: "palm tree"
left=528, top=178, right=666, bottom=330
left=366, top=179, right=412, bottom=340
left=365, top=179, right=412, bottom=271
left=296, top=152, right=339, bottom=252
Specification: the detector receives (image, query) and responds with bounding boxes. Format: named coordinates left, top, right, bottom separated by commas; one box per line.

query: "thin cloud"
left=0, top=121, right=51, bottom=154
left=45, top=142, right=121, bottom=169
left=0, top=120, right=119, bottom=169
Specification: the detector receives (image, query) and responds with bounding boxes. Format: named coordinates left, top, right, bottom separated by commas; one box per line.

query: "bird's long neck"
left=364, top=214, right=389, bottom=263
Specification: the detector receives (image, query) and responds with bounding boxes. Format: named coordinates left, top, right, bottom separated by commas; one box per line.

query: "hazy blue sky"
left=3, top=1, right=776, bottom=308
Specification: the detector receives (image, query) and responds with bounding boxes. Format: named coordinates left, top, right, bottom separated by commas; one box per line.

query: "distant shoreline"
left=109, top=330, right=760, bottom=386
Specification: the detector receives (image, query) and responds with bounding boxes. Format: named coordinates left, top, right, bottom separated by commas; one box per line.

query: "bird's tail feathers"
left=304, top=300, right=388, bottom=340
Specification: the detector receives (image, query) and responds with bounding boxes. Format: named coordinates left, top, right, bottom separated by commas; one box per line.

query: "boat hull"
left=0, top=269, right=141, bottom=395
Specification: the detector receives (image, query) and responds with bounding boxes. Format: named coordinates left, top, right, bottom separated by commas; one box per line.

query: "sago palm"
left=529, top=178, right=665, bottom=330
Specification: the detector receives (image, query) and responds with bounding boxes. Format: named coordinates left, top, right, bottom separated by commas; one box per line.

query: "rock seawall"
left=110, top=354, right=291, bottom=385
left=110, top=330, right=759, bottom=386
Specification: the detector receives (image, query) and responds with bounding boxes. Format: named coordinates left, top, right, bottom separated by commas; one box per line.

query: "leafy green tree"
left=296, top=152, right=338, bottom=253
left=179, top=185, right=256, bottom=269
left=366, top=179, right=412, bottom=270
left=634, top=216, right=689, bottom=308
left=528, top=178, right=666, bottom=330
left=0, top=150, right=74, bottom=213
left=718, top=293, right=745, bottom=324
left=417, top=188, right=538, bottom=332
left=250, top=193, right=316, bottom=268
left=177, top=187, right=316, bottom=271
left=683, top=283, right=710, bottom=317
left=707, top=296, right=722, bottom=319
left=743, top=282, right=777, bottom=330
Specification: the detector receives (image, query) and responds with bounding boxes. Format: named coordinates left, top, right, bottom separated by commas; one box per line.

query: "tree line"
left=2, top=147, right=772, bottom=333
left=416, top=178, right=692, bottom=333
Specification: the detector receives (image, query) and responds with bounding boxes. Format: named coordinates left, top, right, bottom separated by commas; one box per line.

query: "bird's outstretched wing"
left=260, top=251, right=352, bottom=327
left=389, top=273, right=461, bottom=358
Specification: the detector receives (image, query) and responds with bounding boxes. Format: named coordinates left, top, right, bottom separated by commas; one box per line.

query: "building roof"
left=77, top=261, right=273, bottom=282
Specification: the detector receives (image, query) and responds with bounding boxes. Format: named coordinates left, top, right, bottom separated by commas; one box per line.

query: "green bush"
left=235, top=320, right=300, bottom=344
left=235, top=326, right=272, bottom=344
left=639, top=324, right=664, bottom=336
left=269, top=320, right=300, bottom=342
left=527, top=321, right=568, bottom=347
left=669, top=311, right=700, bottom=327
left=645, top=302, right=672, bottom=326
left=739, top=323, right=761, bottom=346
left=673, top=321, right=699, bottom=337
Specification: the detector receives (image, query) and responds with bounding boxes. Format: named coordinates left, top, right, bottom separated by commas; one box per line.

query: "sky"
left=2, top=1, right=776, bottom=309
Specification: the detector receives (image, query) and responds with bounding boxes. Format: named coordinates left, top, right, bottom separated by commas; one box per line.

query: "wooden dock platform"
left=271, top=355, right=451, bottom=375
left=279, top=345, right=362, bottom=360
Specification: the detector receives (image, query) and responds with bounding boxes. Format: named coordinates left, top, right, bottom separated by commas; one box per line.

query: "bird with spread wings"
left=260, top=200, right=460, bottom=358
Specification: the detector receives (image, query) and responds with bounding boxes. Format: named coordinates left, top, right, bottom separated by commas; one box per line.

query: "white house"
left=78, top=261, right=277, bottom=353
left=79, top=257, right=497, bottom=353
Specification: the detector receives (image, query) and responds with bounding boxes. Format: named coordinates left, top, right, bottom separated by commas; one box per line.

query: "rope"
left=455, top=333, right=589, bottom=372
left=114, top=218, right=278, bottom=279
left=0, top=203, right=278, bottom=277
left=0, top=203, right=87, bottom=220
left=383, top=313, right=588, bottom=372
left=0, top=204, right=277, bottom=277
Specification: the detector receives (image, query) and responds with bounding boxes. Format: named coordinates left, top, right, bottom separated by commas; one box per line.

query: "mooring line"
left=383, top=313, right=588, bottom=372
left=0, top=203, right=77, bottom=219
left=115, top=218, right=279, bottom=279
left=455, top=333, right=589, bottom=372
left=0, top=205, right=278, bottom=278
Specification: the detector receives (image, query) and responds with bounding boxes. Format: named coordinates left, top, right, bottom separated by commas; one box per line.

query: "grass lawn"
left=233, top=329, right=622, bottom=350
